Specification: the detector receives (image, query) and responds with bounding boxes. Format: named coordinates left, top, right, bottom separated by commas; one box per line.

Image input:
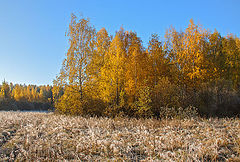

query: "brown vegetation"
left=0, top=111, right=239, bottom=161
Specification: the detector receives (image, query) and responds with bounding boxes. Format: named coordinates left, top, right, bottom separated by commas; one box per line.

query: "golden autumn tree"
left=166, top=19, right=209, bottom=89
left=26, top=85, right=32, bottom=102
left=207, top=30, right=225, bottom=80
left=54, top=14, right=96, bottom=115
left=12, top=84, right=22, bottom=101
left=99, top=28, right=126, bottom=106
left=181, top=20, right=209, bottom=87
left=147, top=34, right=180, bottom=108
left=222, top=35, right=240, bottom=89
left=148, top=34, right=167, bottom=85
left=30, top=86, right=38, bottom=102
left=124, top=32, right=145, bottom=103
left=0, top=80, right=10, bottom=99
left=164, top=26, right=184, bottom=83
left=86, top=28, right=110, bottom=99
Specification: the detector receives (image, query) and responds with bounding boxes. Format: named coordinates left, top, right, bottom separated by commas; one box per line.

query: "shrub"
left=133, top=85, right=153, bottom=118
left=151, top=77, right=181, bottom=116
left=55, top=89, right=84, bottom=115
left=198, top=79, right=240, bottom=117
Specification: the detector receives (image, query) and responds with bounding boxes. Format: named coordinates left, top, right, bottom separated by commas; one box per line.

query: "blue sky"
left=0, top=0, right=239, bottom=85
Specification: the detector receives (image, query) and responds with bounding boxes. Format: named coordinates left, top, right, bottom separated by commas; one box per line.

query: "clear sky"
left=0, top=0, right=239, bottom=85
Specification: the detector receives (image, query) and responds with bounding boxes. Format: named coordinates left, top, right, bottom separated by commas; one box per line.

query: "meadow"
left=0, top=111, right=239, bottom=161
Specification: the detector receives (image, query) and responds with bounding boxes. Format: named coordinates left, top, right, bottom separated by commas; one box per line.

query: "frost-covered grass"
left=0, top=111, right=239, bottom=161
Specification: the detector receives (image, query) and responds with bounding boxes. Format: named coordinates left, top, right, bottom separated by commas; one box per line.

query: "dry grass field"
left=0, top=111, right=239, bottom=161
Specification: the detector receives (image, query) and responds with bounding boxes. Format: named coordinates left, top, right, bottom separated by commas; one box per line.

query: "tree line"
left=1, top=14, right=239, bottom=117
left=0, top=80, right=53, bottom=111
left=52, top=14, right=240, bottom=118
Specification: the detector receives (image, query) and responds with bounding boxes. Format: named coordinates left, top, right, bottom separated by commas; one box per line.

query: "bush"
left=55, top=89, right=84, bottom=115
left=133, top=85, right=153, bottom=118
left=55, top=87, right=106, bottom=116
left=83, top=97, right=106, bottom=116
left=0, top=99, right=18, bottom=111
left=0, top=99, right=52, bottom=111
left=198, top=79, right=240, bottom=117
left=151, top=77, right=181, bottom=116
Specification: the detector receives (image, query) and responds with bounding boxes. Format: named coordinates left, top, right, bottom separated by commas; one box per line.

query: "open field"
left=0, top=111, right=240, bottom=161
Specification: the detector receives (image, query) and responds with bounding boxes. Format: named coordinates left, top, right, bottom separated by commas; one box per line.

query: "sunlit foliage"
left=0, top=81, right=53, bottom=111
left=42, top=15, right=240, bottom=117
